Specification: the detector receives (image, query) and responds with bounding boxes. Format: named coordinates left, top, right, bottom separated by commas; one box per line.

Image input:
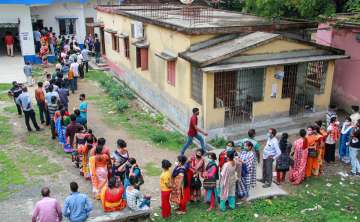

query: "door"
left=100, top=27, right=105, bottom=55
left=85, top=17, right=94, bottom=36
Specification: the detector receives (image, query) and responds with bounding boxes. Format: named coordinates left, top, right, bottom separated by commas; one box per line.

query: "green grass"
left=0, top=83, right=11, bottom=92
left=0, top=116, right=13, bottom=145
left=32, top=66, right=43, bottom=77
left=3, top=105, right=18, bottom=114
left=0, top=151, right=26, bottom=200
left=154, top=175, right=360, bottom=222
left=209, top=136, right=228, bottom=148
left=143, top=162, right=162, bottom=177
left=25, top=132, right=67, bottom=157
left=14, top=150, right=63, bottom=176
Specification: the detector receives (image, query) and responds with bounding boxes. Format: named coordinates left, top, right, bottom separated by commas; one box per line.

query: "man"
left=48, top=96, right=59, bottom=139
left=94, top=38, right=101, bottom=64
left=16, top=87, right=41, bottom=132
left=4, top=32, right=14, bottom=57
left=234, top=129, right=261, bottom=162
left=63, top=182, right=93, bottom=222
left=350, top=105, right=360, bottom=126
left=32, top=187, right=62, bottom=222
left=70, top=58, right=79, bottom=91
left=180, top=108, right=208, bottom=155
left=258, top=128, right=281, bottom=188
left=81, top=45, right=89, bottom=73
left=34, top=28, right=41, bottom=53
left=66, top=114, right=84, bottom=149
left=35, top=82, right=48, bottom=125
left=58, top=83, right=69, bottom=110
left=23, top=62, right=33, bottom=86
left=45, top=84, right=60, bottom=105
left=79, top=94, right=88, bottom=126
left=8, top=81, right=23, bottom=116
left=77, top=50, right=84, bottom=79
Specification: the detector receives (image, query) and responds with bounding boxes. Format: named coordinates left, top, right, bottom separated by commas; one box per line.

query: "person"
left=339, top=117, right=353, bottom=164
left=35, top=82, right=47, bottom=125
left=258, top=128, right=281, bottom=188
left=124, top=158, right=144, bottom=193
left=58, top=83, right=69, bottom=110
left=65, top=114, right=84, bottom=153
left=325, top=117, right=340, bottom=163
left=45, top=84, right=60, bottom=105
left=77, top=50, right=84, bottom=79
left=94, top=38, right=101, bottom=64
left=326, top=104, right=337, bottom=127
left=112, top=139, right=129, bottom=184
left=218, top=141, right=235, bottom=171
left=48, top=96, right=59, bottom=139
left=70, top=58, right=79, bottom=91
left=34, top=29, right=41, bottom=53
left=126, top=176, right=151, bottom=211
left=189, top=149, right=205, bottom=202
left=305, top=126, right=321, bottom=178
left=236, top=141, right=257, bottom=200
left=275, top=133, right=292, bottom=184
left=68, top=63, right=75, bottom=94
left=8, top=81, right=23, bottom=116
left=74, top=109, right=87, bottom=128
left=32, top=187, right=62, bottom=222
left=203, top=152, right=218, bottom=211
left=78, top=137, right=94, bottom=179
left=350, top=105, right=360, bottom=126
left=100, top=177, right=126, bottom=212
left=160, top=159, right=172, bottom=218
left=39, top=42, right=49, bottom=68
left=289, top=129, right=308, bottom=185
left=4, top=32, right=14, bottom=57
left=180, top=108, right=208, bottom=155
left=79, top=93, right=88, bottom=122
left=89, top=145, right=110, bottom=199
left=349, top=129, right=360, bottom=176
left=219, top=150, right=238, bottom=211
left=81, top=46, right=89, bottom=73
left=16, top=87, right=41, bottom=132
left=235, top=129, right=261, bottom=162
left=171, top=155, right=188, bottom=215
left=314, top=120, right=328, bottom=174
left=55, top=109, right=69, bottom=146
left=63, top=182, right=93, bottom=222
left=23, top=62, right=33, bottom=86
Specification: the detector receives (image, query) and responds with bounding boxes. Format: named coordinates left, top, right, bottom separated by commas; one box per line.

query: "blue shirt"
left=45, top=91, right=60, bottom=104
left=34, top=31, right=41, bottom=42
left=63, top=192, right=93, bottom=222
left=76, top=115, right=87, bottom=126
left=16, top=92, right=33, bottom=111
left=79, top=101, right=88, bottom=120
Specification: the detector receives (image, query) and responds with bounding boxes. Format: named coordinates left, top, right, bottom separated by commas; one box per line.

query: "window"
left=306, top=61, right=327, bottom=93
left=136, top=47, right=148, bottom=71
left=124, top=37, right=130, bottom=58
left=167, top=61, right=176, bottom=86
left=58, top=18, right=76, bottom=35
left=191, top=66, right=203, bottom=104
left=111, top=33, right=118, bottom=52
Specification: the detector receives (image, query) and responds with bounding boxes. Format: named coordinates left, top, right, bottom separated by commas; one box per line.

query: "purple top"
left=32, top=197, right=62, bottom=222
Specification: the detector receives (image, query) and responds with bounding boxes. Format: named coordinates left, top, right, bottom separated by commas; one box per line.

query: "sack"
left=308, top=148, right=318, bottom=158
left=190, top=176, right=202, bottom=189
left=203, top=178, right=216, bottom=189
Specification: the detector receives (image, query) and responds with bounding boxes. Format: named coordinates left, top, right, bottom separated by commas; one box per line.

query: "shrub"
left=150, top=131, right=169, bottom=144
left=115, top=99, right=128, bottom=112
left=209, top=136, right=227, bottom=148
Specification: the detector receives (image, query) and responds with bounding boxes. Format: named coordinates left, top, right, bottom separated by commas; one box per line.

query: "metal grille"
left=214, top=68, right=265, bottom=126
left=191, top=66, right=203, bottom=105
left=179, top=5, right=213, bottom=26
left=306, top=61, right=327, bottom=93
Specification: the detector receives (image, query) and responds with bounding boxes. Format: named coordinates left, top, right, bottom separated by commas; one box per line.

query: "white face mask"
left=345, top=121, right=351, bottom=126
left=226, top=146, right=233, bottom=151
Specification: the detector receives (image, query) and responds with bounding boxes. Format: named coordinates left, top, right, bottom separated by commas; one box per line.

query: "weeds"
left=143, top=162, right=162, bottom=177
left=209, top=136, right=227, bottom=148
left=0, top=116, right=13, bottom=145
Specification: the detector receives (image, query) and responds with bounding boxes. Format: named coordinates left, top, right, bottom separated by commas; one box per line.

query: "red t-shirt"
left=4, top=35, right=14, bottom=45
left=187, top=115, right=198, bottom=137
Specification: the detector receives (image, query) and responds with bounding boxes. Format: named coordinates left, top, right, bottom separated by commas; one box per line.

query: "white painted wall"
left=30, top=3, right=87, bottom=43
left=0, top=5, right=35, bottom=56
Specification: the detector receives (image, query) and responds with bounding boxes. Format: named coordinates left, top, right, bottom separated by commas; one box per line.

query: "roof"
left=96, top=5, right=316, bottom=35
left=323, top=13, right=360, bottom=29
left=0, top=0, right=88, bottom=4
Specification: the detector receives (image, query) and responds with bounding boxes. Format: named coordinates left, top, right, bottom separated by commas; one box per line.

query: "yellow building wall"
left=314, top=60, right=335, bottom=111
left=243, top=39, right=316, bottom=55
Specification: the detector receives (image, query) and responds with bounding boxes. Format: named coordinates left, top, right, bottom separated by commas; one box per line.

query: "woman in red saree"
left=100, top=177, right=126, bottom=212
left=89, top=145, right=109, bottom=199
left=289, top=129, right=308, bottom=185
left=39, top=42, right=49, bottom=68
left=78, top=137, right=95, bottom=179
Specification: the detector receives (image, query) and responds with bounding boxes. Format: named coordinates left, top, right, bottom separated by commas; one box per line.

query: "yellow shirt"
left=160, top=170, right=171, bottom=192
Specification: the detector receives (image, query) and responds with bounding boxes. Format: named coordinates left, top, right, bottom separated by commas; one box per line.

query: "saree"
left=236, top=151, right=256, bottom=199
left=289, top=138, right=308, bottom=185
left=90, top=154, right=109, bottom=199
left=170, top=166, right=186, bottom=205
left=305, top=134, right=320, bottom=177
left=55, top=118, right=66, bottom=145
left=100, top=186, right=126, bottom=212
left=78, top=144, right=90, bottom=179
left=339, top=124, right=352, bottom=163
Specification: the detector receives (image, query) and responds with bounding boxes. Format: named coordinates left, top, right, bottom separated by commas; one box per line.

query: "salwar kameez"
left=219, top=161, right=238, bottom=211
left=289, top=138, right=308, bottom=185
left=203, top=161, right=218, bottom=210
left=236, top=151, right=256, bottom=199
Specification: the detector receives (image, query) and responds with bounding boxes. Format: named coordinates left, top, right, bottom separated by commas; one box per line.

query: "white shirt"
left=326, top=125, right=336, bottom=144
left=350, top=112, right=360, bottom=126
left=70, top=62, right=79, bottom=77
left=77, top=54, right=83, bottom=64
left=263, top=137, right=281, bottom=160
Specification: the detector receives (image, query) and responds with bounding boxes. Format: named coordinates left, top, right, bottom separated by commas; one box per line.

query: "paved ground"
left=0, top=55, right=26, bottom=83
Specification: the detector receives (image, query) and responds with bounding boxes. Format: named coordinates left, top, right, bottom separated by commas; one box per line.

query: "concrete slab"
left=88, top=208, right=151, bottom=222
left=0, top=56, right=26, bottom=84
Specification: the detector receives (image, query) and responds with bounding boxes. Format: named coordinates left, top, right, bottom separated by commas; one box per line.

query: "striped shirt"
left=47, top=103, right=58, bottom=119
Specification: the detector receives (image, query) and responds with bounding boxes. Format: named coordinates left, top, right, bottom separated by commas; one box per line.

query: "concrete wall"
left=0, top=5, right=35, bottom=57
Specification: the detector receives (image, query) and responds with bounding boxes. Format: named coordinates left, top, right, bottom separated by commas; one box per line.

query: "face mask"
left=244, top=146, right=249, bottom=151
left=345, top=121, right=351, bottom=126
left=307, top=130, right=313, bottom=135
left=196, top=154, right=202, bottom=158
left=226, top=146, right=233, bottom=152
left=267, top=133, right=272, bottom=138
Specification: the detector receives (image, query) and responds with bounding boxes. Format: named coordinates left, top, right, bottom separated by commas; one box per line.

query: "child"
left=160, top=159, right=172, bottom=218
left=124, top=158, right=144, bottom=191
left=275, top=133, right=292, bottom=185
left=126, top=176, right=151, bottom=211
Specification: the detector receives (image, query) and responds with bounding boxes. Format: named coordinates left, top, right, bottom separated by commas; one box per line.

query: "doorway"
left=100, top=27, right=106, bottom=55
left=85, top=17, right=94, bottom=36
left=0, top=23, right=21, bottom=56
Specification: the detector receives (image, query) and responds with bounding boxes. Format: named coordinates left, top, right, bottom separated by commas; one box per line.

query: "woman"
left=55, top=109, right=69, bottom=146
left=236, top=141, right=257, bottom=199
left=219, top=150, right=238, bottom=211
left=275, top=133, right=292, bottom=184
left=126, top=176, right=151, bottom=211
left=315, top=120, right=328, bottom=174
left=339, top=117, right=353, bottom=163
left=349, top=129, right=360, bottom=175
left=190, top=149, right=205, bottom=202
left=100, top=177, right=126, bottom=212
left=325, top=117, right=340, bottom=163
left=160, top=159, right=172, bottom=218
left=289, top=129, right=308, bottom=185
left=89, top=145, right=110, bottom=199
left=39, top=42, right=49, bottom=68
left=123, top=158, right=143, bottom=199
left=112, top=139, right=129, bottom=184
left=78, top=137, right=95, bottom=179
left=203, top=153, right=218, bottom=211
left=219, top=141, right=235, bottom=171
left=170, top=155, right=188, bottom=215
left=305, top=126, right=321, bottom=178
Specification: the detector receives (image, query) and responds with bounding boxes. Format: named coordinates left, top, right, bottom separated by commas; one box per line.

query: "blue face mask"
left=267, top=133, right=272, bottom=138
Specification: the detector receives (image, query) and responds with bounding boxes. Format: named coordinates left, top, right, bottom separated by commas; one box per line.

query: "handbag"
left=308, top=148, right=318, bottom=158
left=190, top=176, right=202, bottom=189
left=203, top=178, right=216, bottom=189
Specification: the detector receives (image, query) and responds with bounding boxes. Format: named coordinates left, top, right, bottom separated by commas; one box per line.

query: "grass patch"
left=3, top=105, right=18, bottom=114
left=0, top=83, right=11, bottom=92
left=209, top=136, right=228, bottom=148
left=0, top=116, right=13, bottom=145
left=15, top=150, right=63, bottom=176
left=154, top=175, right=360, bottom=222
left=143, top=162, right=162, bottom=177
left=32, top=66, right=44, bottom=77
left=25, top=132, right=67, bottom=157
left=0, top=151, right=26, bottom=200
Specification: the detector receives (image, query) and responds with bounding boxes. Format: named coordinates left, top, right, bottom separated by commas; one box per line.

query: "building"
left=96, top=4, right=348, bottom=137
left=316, top=14, right=360, bottom=111
left=0, top=0, right=114, bottom=63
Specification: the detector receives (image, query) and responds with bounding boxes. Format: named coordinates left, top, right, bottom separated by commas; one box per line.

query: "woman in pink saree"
left=289, top=129, right=308, bottom=185
left=89, top=145, right=109, bottom=199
